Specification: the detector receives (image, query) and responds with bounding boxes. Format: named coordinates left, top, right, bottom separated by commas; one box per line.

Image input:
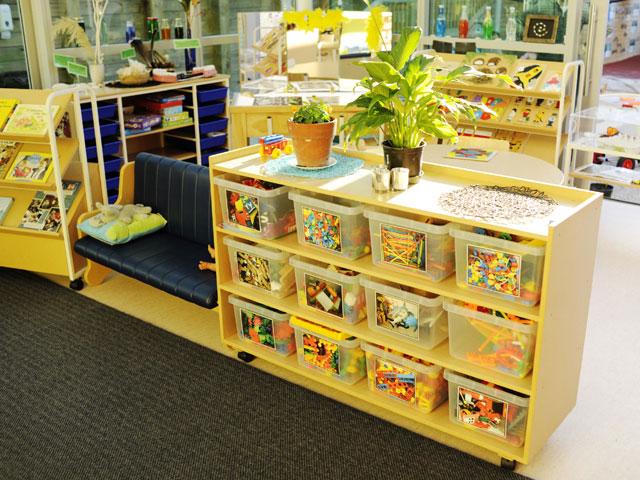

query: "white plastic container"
left=289, top=255, right=366, bottom=325
left=364, top=208, right=455, bottom=282
left=214, top=174, right=296, bottom=239
left=362, top=342, right=447, bottom=413
left=223, top=236, right=295, bottom=298
left=229, top=295, right=295, bottom=356
left=444, top=370, right=530, bottom=447
left=360, top=277, right=447, bottom=349
left=288, top=191, right=370, bottom=259
left=450, top=226, right=546, bottom=306
left=290, top=316, right=365, bottom=384
left=444, top=300, right=537, bottom=378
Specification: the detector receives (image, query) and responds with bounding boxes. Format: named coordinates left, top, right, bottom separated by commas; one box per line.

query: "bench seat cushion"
left=75, top=232, right=217, bottom=308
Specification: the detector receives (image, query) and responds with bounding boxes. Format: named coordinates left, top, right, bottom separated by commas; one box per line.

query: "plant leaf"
left=359, top=61, right=401, bottom=83
left=389, top=26, right=422, bottom=70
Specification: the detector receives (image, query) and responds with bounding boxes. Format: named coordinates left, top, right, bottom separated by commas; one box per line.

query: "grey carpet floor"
left=0, top=268, right=530, bottom=480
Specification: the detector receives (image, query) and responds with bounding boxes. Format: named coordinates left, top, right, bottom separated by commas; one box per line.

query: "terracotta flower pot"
left=382, top=141, right=425, bottom=183
left=288, top=119, right=336, bottom=167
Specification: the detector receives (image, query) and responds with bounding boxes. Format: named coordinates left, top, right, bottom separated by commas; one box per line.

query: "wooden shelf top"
left=210, top=146, right=598, bottom=241
left=223, top=333, right=526, bottom=462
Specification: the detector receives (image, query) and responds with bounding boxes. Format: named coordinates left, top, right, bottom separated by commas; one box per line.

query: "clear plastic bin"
left=223, top=236, right=295, bottom=298
left=450, top=226, right=546, bottom=306
left=289, top=255, right=366, bottom=324
left=214, top=175, right=296, bottom=239
left=444, top=370, right=530, bottom=446
left=290, top=316, right=365, bottom=384
left=229, top=295, right=295, bottom=356
left=362, top=342, right=447, bottom=413
left=364, top=208, right=455, bottom=282
left=288, top=191, right=370, bottom=259
left=444, top=300, right=537, bottom=378
left=360, top=277, right=447, bottom=349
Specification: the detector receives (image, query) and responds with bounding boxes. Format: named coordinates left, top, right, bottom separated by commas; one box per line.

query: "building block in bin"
left=199, top=117, right=228, bottom=135
left=289, top=255, right=366, bottom=325
left=85, top=140, right=120, bottom=160
left=444, top=300, right=537, bottom=378
left=229, top=295, right=295, bottom=356
left=198, top=102, right=225, bottom=118
left=288, top=191, right=371, bottom=259
left=81, top=103, right=117, bottom=122
left=214, top=175, right=296, bottom=239
left=450, top=226, right=546, bottom=306
left=222, top=236, right=295, bottom=298
left=197, top=86, right=228, bottom=103
left=290, top=316, right=365, bottom=385
left=361, top=342, right=447, bottom=413
left=360, top=277, right=447, bottom=349
left=444, top=370, right=530, bottom=447
left=83, top=119, right=119, bottom=141
left=364, top=208, right=455, bottom=282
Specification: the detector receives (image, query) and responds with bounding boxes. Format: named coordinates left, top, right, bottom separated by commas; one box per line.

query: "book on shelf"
left=5, top=151, right=54, bottom=184
left=0, top=99, right=19, bottom=130
left=161, top=118, right=193, bottom=129
left=0, top=141, right=21, bottom=179
left=124, top=113, right=162, bottom=130
left=3, top=104, right=60, bottom=136
left=125, top=127, right=151, bottom=136
left=143, top=93, right=185, bottom=104
left=19, top=180, right=81, bottom=232
left=0, top=196, right=14, bottom=224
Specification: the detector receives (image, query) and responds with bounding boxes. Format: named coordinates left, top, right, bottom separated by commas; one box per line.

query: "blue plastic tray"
left=106, top=175, right=119, bottom=191
left=108, top=192, right=119, bottom=204
left=199, top=117, right=228, bottom=135
left=197, top=86, right=228, bottom=104
left=103, top=156, right=123, bottom=175
left=201, top=148, right=228, bottom=166
left=83, top=119, right=119, bottom=141
left=81, top=103, right=117, bottom=122
left=166, top=133, right=227, bottom=152
left=198, top=102, right=225, bottom=117
left=86, top=140, right=120, bottom=160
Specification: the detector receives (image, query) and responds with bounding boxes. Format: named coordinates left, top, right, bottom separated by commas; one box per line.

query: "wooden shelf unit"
left=209, top=145, right=602, bottom=467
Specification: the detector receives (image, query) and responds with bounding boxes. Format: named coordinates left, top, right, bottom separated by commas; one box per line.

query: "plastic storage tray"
left=201, top=148, right=228, bottom=165
left=81, top=103, right=117, bottom=122
left=197, top=86, right=228, bottom=104
left=83, top=119, right=119, bottom=141
left=229, top=295, right=295, bottom=356
left=214, top=175, right=295, bottom=239
left=289, top=191, right=370, bottom=259
left=86, top=140, right=120, bottom=160
left=360, top=277, right=447, bottom=349
left=223, top=236, right=295, bottom=298
left=290, top=317, right=365, bottom=384
left=108, top=192, right=118, bottom=204
left=200, top=117, right=228, bottom=135
left=450, top=227, right=546, bottom=306
left=362, top=342, right=447, bottom=413
left=444, top=300, right=537, bottom=378
left=289, top=255, right=366, bottom=325
left=444, top=370, right=530, bottom=446
left=105, top=175, right=119, bottom=191
left=364, top=208, right=454, bottom=282
left=102, top=156, right=123, bottom=175
left=167, top=133, right=227, bottom=152
left=198, top=102, right=225, bottom=117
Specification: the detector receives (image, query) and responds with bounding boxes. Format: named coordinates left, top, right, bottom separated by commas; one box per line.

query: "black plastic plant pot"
left=382, top=141, right=425, bottom=182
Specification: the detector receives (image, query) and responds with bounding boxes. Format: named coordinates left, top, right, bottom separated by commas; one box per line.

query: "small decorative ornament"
left=523, top=15, right=559, bottom=44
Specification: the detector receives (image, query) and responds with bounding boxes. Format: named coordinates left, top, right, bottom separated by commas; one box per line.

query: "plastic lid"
left=288, top=191, right=364, bottom=215
left=222, top=235, right=291, bottom=261
left=449, top=225, right=546, bottom=256
left=214, top=174, right=289, bottom=198
left=361, top=342, right=442, bottom=375
left=289, top=316, right=357, bottom=345
left=359, top=277, right=443, bottom=308
left=289, top=255, right=361, bottom=284
left=364, top=207, right=451, bottom=235
left=443, top=370, right=530, bottom=407
left=443, top=299, right=537, bottom=334
left=228, top=294, right=290, bottom=322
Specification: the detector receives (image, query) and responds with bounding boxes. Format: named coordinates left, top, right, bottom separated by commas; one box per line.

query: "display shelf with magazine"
left=0, top=87, right=95, bottom=288
left=208, top=145, right=602, bottom=468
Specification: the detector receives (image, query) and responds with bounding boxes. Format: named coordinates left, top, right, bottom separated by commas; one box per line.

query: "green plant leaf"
left=444, top=65, right=471, bottom=83
left=359, top=61, right=401, bottom=83
left=376, top=51, right=394, bottom=64
left=389, top=26, right=422, bottom=70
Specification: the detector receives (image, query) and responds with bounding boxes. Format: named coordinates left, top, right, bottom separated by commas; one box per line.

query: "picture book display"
left=0, top=196, right=14, bottom=224
left=19, top=180, right=81, bottom=232
left=3, top=104, right=60, bottom=136
left=0, top=99, right=19, bottom=130
left=446, top=147, right=497, bottom=162
left=0, top=141, right=20, bottom=179
left=6, top=152, right=54, bottom=183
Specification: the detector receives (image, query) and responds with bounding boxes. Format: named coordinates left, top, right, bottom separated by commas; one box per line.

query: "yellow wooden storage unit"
left=0, top=87, right=94, bottom=287
left=208, top=145, right=601, bottom=468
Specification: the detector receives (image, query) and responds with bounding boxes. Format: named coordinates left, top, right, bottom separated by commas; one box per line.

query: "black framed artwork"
left=523, top=15, right=560, bottom=44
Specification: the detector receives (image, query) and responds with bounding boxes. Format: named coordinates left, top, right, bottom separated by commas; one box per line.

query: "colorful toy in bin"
left=259, top=134, right=293, bottom=159
left=226, top=179, right=283, bottom=232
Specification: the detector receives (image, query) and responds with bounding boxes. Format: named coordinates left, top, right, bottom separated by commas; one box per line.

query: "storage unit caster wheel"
left=238, top=351, right=256, bottom=363
left=69, top=279, right=84, bottom=291
left=500, top=458, right=516, bottom=470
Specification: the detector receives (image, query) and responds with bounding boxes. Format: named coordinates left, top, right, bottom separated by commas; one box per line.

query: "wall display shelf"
left=78, top=76, right=230, bottom=204
left=0, top=87, right=96, bottom=288
left=604, top=0, right=640, bottom=63
left=209, top=145, right=602, bottom=467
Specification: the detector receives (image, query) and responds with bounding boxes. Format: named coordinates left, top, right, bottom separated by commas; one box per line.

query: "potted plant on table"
left=288, top=101, right=336, bottom=168
left=341, top=26, right=514, bottom=182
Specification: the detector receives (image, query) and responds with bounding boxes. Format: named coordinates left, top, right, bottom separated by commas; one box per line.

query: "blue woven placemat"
left=262, top=153, right=364, bottom=179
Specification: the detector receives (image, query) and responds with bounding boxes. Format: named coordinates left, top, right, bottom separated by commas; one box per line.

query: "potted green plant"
left=342, top=26, right=513, bottom=182
left=288, top=101, right=336, bottom=168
